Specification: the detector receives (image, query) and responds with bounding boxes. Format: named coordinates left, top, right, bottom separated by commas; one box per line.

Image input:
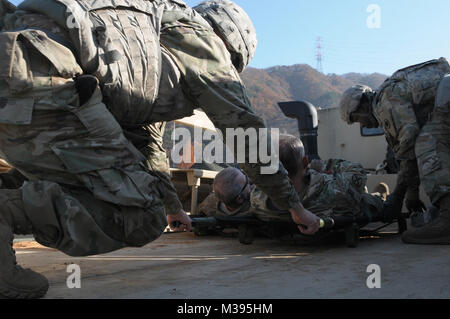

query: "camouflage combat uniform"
left=419, top=74, right=450, bottom=200
left=0, top=0, right=300, bottom=256
left=122, top=1, right=301, bottom=214
left=197, top=188, right=253, bottom=218
left=0, top=0, right=186, bottom=256
left=250, top=159, right=384, bottom=222
left=372, top=58, right=450, bottom=204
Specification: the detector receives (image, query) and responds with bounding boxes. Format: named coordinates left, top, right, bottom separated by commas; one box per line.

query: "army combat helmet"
left=339, top=85, right=374, bottom=124
left=194, top=0, right=257, bottom=72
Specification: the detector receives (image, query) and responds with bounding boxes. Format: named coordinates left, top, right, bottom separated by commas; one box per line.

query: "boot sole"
left=0, top=281, right=49, bottom=299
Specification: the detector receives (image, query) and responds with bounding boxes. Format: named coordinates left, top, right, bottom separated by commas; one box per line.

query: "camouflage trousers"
left=0, top=30, right=167, bottom=257
left=416, top=75, right=450, bottom=205
left=0, top=84, right=167, bottom=256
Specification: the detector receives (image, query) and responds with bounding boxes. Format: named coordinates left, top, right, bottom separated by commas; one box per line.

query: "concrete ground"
left=13, top=226, right=450, bottom=299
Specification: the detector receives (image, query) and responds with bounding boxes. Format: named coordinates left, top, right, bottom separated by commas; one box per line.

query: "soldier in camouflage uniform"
left=198, top=192, right=252, bottom=217
left=198, top=167, right=253, bottom=217
left=120, top=1, right=319, bottom=228
left=0, top=0, right=319, bottom=298
left=250, top=135, right=384, bottom=224
left=339, top=58, right=450, bottom=244
left=251, top=164, right=384, bottom=223
left=198, top=136, right=385, bottom=225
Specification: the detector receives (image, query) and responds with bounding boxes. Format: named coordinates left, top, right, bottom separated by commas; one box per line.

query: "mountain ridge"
left=241, top=64, right=388, bottom=135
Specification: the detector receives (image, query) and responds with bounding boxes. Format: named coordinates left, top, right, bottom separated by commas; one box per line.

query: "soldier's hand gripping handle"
left=319, top=217, right=335, bottom=229
left=290, top=204, right=321, bottom=235
left=167, top=211, right=192, bottom=232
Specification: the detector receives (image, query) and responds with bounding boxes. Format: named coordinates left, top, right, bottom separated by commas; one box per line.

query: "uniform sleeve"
left=397, top=159, right=421, bottom=197
left=375, top=85, right=421, bottom=194
left=250, top=187, right=292, bottom=222
left=377, top=84, right=420, bottom=161
left=138, top=123, right=184, bottom=216
left=159, top=19, right=301, bottom=210
left=391, top=102, right=420, bottom=161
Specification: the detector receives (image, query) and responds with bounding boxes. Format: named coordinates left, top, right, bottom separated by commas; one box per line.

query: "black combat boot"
left=0, top=169, right=28, bottom=189
left=0, top=189, right=49, bottom=299
left=402, top=195, right=450, bottom=245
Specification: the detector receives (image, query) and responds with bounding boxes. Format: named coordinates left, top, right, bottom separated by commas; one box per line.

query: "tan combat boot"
left=402, top=195, right=450, bottom=245
left=0, top=189, right=49, bottom=299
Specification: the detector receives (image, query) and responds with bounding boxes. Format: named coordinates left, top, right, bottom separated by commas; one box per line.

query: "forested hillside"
left=241, top=64, right=387, bottom=135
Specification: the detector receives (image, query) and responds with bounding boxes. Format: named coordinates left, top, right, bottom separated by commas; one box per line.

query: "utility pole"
left=316, top=37, right=323, bottom=73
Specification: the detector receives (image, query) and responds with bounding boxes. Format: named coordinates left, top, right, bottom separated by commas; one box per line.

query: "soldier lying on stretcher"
left=198, top=134, right=392, bottom=226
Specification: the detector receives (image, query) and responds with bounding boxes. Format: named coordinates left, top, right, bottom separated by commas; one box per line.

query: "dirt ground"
left=13, top=226, right=450, bottom=299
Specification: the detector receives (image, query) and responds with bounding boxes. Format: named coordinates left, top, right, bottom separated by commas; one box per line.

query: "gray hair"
left=213, top=167, right=244, bottom=204
left=279, top=134, right=306, bottom=178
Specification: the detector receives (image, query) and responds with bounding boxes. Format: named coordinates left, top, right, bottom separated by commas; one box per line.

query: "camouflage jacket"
left=197, top=191, right=253, bottom=218
left=251, top=159, right=369, bottom=222
left=3, top=0, right=301, bottom=214
left=372, top=58, right=450, bottom=193
left=153, top=2, right=302, bottom=211
left=126, top=3, right=301, bottom=214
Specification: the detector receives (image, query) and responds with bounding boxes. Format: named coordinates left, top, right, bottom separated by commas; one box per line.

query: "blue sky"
left=10, top=0, right=450, bottom=75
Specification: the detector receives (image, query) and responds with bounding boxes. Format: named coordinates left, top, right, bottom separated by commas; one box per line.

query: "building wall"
left=317, top=107, right=387, bottom=170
